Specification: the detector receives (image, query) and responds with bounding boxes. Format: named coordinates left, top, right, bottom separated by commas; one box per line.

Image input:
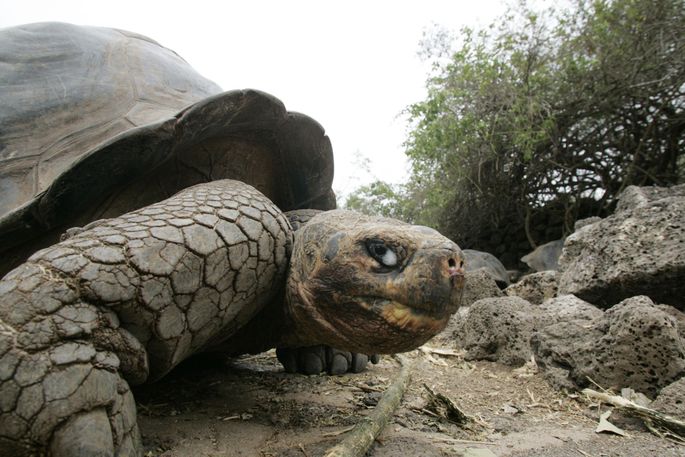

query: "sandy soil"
left=135, top=347, right=684, bottom=457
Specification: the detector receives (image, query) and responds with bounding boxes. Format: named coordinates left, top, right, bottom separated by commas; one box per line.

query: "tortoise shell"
left=0, top=22, right=335, bottom=276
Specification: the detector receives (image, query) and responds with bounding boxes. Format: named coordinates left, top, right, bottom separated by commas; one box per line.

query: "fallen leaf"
left=502, top=404, right=522, bottom=415
left=595, top=410, right=627, bottom=437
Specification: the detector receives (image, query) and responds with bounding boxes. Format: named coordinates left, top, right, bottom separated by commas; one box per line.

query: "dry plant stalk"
left=423, top=384, right=473, bottom=426
left=582, top=388, right=685, bottom=442
left=323, top=355, right=414, bottom=457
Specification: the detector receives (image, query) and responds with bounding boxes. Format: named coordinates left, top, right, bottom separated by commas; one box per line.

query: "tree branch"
left=324, top=355, right=415, bottom=457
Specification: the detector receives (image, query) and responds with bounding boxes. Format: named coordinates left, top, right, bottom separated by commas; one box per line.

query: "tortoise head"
left=285, top=210, right=465, bottom=354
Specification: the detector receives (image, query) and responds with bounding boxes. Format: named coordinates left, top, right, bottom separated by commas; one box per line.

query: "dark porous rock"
left=598, top=297, right=685, bottom=395
left=573, top=216, right=602, bottom=231
left=452, top=296, right=538, bottom=366
left=538, top=294, right=603, bottom=323
left=615, top=184, right=685, bottom=213
left=657, top=304, right=685, bottom=341
left=462, top=269, right=504, bottom=307
left=530, top=295, right=606, bottom=392
left=521, top=240, right=564, bottom=272
left=532, top=295, right=685, bottom=396
left=505, top=271, right=558, bottom=305
left=463, top=249, right=510, bottom=288
left=428, top=270, right=504, bottom=347
left=558, top=184, right=685, bottom=310
left=651, top=376, right=685, bottom=420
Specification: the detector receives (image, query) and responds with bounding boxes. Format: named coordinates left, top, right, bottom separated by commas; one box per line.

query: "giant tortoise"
left=0, top=23, right=466, bottom=456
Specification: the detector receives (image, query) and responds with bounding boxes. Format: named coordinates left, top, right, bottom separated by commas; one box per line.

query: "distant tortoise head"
left=284, top=210, right=465, bottom=354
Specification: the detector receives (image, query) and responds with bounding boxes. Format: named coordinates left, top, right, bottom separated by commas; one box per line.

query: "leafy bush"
left=346, top=0, right=685, bottom=266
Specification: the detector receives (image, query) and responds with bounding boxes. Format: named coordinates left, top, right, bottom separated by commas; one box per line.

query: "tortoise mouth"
left=358, top=296, right=451, bottom=332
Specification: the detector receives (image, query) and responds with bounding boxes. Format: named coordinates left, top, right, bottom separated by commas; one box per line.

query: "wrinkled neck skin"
left=278, top=210, right=465, bottom=354
left=278, top=279, right=344, bottom=348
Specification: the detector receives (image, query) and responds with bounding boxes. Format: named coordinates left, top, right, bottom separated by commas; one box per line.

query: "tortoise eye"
left=366, top=239, right=398, bottom=268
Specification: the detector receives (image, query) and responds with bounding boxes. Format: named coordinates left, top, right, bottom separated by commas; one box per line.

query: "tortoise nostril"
left=447, top=257, right=465, bottom=281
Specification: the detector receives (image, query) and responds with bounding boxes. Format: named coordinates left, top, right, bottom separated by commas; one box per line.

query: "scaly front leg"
left=0, top=179, right=292, bottom=456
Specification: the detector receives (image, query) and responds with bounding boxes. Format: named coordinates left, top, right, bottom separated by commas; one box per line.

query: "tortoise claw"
left=276, top=345, right=379, bottom=375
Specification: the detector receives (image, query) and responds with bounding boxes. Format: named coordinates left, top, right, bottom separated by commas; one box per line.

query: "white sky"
left=2, top=0, right=507, bottom=200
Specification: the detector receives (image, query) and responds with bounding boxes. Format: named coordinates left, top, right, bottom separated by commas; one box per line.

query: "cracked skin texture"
left=0, top=179, right=464, bottom=456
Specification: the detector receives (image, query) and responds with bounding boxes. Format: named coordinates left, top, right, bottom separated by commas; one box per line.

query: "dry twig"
left=420, top=346, right=464, bottom=357
left=423, top=384, right=475, bottom=427
left=582, top=388, right=685, bottom=443
left=323, top=355, right=415, bottom=457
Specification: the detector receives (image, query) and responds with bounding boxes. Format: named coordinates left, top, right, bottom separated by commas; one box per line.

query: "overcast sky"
left=2, top=0, right=507, bottom=200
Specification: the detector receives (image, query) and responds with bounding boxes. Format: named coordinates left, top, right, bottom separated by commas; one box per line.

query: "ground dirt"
left=135, top=346, right=684, bottom=457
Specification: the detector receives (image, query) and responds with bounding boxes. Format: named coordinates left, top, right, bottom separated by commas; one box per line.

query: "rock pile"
left=445, top=184, right=685, bottom=407
left=558, top=184, right=685, bottom=309
left=532, top=295, right=685, bottom=397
